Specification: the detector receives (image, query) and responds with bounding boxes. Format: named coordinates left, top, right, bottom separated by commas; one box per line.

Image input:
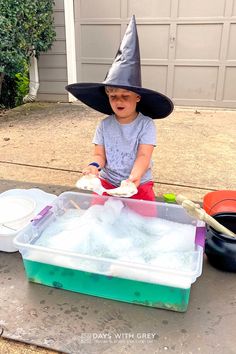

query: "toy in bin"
left=203, top=190, right=236, bottom=272
left=14, top=191, right=205, bottom=312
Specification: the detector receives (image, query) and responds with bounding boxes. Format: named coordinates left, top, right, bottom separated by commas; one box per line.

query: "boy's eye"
left=109, top=94, right=130, bottom=100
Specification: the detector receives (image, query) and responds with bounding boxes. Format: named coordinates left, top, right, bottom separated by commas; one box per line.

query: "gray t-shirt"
left=92, top=113, right=157, bottom=186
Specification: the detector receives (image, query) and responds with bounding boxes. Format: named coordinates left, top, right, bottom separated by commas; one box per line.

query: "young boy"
left=82, top=86, right=157, bottom=201
left=66, top=15, right=173, bottom=201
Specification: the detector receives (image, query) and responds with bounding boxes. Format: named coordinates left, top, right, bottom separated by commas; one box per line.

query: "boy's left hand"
left=127, top=174, right=141, bottom=187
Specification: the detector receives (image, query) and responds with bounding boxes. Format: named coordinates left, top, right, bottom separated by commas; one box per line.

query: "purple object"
left=31, top=205, right=53, bottom=225
left=195, top=226, right=206, bottom=248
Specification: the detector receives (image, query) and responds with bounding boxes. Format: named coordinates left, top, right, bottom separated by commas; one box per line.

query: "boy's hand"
left=82, top=165, right=99, bottom=176
left=127, top=174, right=141, bottom=187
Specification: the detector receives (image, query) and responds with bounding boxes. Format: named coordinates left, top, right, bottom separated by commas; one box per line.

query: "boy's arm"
left=128, top=144, right=154, bottom=187
left=82, top=144, right=106, bottom=175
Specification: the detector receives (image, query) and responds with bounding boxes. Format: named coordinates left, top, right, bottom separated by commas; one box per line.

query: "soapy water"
left=32, top=198, right=198, bottom=275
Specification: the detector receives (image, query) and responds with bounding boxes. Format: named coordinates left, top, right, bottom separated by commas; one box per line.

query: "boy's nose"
left=116, top=96, right=123, bottom=103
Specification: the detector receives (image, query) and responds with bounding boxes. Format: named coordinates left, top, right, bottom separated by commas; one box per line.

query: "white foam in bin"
left=0, top=189, right=56, bottom=252
left=14, top=191, right=205, bottom=289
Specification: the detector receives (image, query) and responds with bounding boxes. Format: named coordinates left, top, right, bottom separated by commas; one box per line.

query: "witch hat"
left=66, top=15, right=173, bottom=119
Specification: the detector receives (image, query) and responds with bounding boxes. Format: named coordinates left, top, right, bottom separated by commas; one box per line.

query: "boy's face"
left=106, top=88, right=141, bottom=122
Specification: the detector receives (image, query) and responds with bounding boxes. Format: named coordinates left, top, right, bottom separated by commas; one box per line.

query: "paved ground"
left=0, top=102, right=236, bottom=354
left=0, top=337, right=58, bottom=354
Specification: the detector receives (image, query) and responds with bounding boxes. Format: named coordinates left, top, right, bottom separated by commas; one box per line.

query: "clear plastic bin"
left=14, top=191, right=205, bottom=312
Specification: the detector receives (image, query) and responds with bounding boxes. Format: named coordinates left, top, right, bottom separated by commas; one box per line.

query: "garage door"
left=74, top=0, right=236, bottom=108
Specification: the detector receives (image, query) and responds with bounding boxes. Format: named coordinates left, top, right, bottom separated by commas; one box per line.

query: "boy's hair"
left=105, top=86, right=141, bottom=97
left=105, top=86, right=121, bottom=95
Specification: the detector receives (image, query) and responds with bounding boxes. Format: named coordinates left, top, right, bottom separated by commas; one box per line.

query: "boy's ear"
left=136, top=95, right=141, bottom=102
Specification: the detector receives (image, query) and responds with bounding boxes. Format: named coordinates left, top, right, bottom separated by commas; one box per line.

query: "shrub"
left=0, top=0, right=56, bottom=107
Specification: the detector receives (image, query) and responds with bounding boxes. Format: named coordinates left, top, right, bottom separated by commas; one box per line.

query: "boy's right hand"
left=82, top=165, right=99, bottom=176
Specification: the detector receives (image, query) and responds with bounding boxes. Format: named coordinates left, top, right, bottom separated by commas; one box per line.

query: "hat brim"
left=65, top=83, right=173, bottom=119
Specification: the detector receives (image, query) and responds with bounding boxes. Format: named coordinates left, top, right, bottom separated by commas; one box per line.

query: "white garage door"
left=74, top=0, right=236, bottom=108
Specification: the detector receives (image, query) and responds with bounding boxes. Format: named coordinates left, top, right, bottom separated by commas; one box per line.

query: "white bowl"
left=0, top=196, right=36, bottom=231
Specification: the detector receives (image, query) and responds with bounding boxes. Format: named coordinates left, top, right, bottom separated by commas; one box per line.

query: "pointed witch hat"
left=66, top=15, right=173, bottom=119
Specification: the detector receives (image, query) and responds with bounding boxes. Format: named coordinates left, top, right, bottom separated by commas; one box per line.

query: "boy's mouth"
left=117, top=107, right=125, bottom=111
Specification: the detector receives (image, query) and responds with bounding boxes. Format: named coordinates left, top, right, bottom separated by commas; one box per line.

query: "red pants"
left=92, top=179, right=157, bottom=217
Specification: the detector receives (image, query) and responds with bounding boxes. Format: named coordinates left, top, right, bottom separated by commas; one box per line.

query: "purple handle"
left=31, top=205, right=53, bottom=225
left=195, top=226, right=206, bottom=248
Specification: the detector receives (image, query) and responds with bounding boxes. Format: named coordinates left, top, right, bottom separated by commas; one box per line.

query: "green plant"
left=0, top=0, right=56, bottom=104
left=0, top=12, right=26, bottom=100
left=15, top=71, right=30, bottom=106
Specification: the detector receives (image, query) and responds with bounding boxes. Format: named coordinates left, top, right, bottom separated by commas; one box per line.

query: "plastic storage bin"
left=14, top=192, right=205, bottom=312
